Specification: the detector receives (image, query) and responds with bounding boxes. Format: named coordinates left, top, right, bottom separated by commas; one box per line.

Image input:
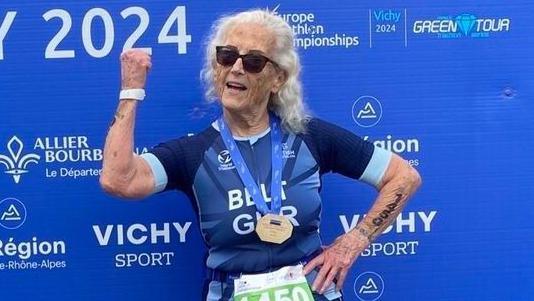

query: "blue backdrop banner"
left=1, top=1, right=533, bottom=300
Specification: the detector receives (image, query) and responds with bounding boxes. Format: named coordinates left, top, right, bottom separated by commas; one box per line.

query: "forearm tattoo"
left=109, top=111, right=127, bottom=129
left=372, top=192, right=403, bottom=227
left=356, top=187, right=408, bottom=242
left=115, top=111, right=127, bottom=120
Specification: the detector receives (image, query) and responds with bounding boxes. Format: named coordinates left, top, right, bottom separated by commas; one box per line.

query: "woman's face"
left=214, top=23, right=285, bottom=114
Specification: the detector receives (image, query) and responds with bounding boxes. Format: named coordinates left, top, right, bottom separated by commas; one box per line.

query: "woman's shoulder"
left=301, top=117, right=354, bottom=138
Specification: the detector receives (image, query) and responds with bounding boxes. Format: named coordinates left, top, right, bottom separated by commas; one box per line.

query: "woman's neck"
left=223, top=108, right=270, bottom=137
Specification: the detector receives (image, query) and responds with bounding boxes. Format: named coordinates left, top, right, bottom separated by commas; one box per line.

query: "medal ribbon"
left=217, top=113, right=283, bottom=215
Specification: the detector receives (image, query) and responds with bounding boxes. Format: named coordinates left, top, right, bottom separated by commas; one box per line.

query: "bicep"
left=123, top=155, right=158, bottom=199
left=377, top=153, right=421, bottom=190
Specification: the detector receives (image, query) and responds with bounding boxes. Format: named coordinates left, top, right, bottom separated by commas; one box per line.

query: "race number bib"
left=233, top=265, right=314, bottom=301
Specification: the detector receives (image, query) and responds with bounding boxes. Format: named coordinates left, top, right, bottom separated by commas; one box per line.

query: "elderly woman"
left=100, top=9, right=421, bottom=301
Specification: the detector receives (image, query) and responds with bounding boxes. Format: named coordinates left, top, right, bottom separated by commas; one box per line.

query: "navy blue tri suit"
left=141, top=117, right=392, bottom=301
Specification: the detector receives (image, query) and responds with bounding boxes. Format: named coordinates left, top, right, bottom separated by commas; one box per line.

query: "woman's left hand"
left=303, top=232, right=369, bottom=293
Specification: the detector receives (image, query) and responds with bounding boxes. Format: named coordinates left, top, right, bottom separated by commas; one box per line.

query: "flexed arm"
left=100, top=49, right=155, bottom=199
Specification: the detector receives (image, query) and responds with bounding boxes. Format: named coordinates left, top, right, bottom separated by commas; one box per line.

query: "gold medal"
left=255, top=214, right=293, bottom=244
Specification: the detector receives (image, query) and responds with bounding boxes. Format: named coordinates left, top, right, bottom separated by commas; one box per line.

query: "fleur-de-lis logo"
left=0, top=136, right=40, bottom=184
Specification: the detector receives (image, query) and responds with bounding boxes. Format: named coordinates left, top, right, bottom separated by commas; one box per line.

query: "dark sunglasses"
left=216, top=46, right=279, bottom=73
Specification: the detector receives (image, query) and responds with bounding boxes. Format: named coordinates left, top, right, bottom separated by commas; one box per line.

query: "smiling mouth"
left=226, top=82, right=248, bottom=91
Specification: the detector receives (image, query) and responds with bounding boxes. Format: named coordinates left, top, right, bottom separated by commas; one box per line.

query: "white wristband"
left=120, top=89, right=146, bottom=101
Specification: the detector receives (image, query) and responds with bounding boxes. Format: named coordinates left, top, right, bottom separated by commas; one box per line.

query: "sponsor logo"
left=413, top=13, right=511, bottom=39
left=0, top=198, right=68, bottom=271
left=92, top=222, right=192, bottom=268
left=372, top=9, right=403, bottom=34
left=0, top=136, right=40, bottom=184
left=351, top=96, right=422, bottom=166
left=0, top=135, right=149, bottom=183
left=0, top=198, right=27, bottom=229
left=354, top=271, right=385, bottom=301
left=272, top=4, right=360, bottom=49
left=352, top=96, right=383, bottom=127
left=218, top=150, right=235, bottom=171
left=369, top=9, right=406, bottom=47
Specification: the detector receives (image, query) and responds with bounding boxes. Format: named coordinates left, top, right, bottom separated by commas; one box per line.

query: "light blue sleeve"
left=140, top=153, right=168, bottom=193
left=359, top=146, right=392, bottom=188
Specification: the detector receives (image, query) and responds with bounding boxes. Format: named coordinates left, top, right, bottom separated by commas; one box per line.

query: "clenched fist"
left=121, top=49, right=152, bottom=89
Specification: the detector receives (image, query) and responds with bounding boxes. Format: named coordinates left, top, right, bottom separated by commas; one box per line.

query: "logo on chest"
left=217, top=150, right=235, bottom=171
left=282, top=143, right=295, bottom=159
